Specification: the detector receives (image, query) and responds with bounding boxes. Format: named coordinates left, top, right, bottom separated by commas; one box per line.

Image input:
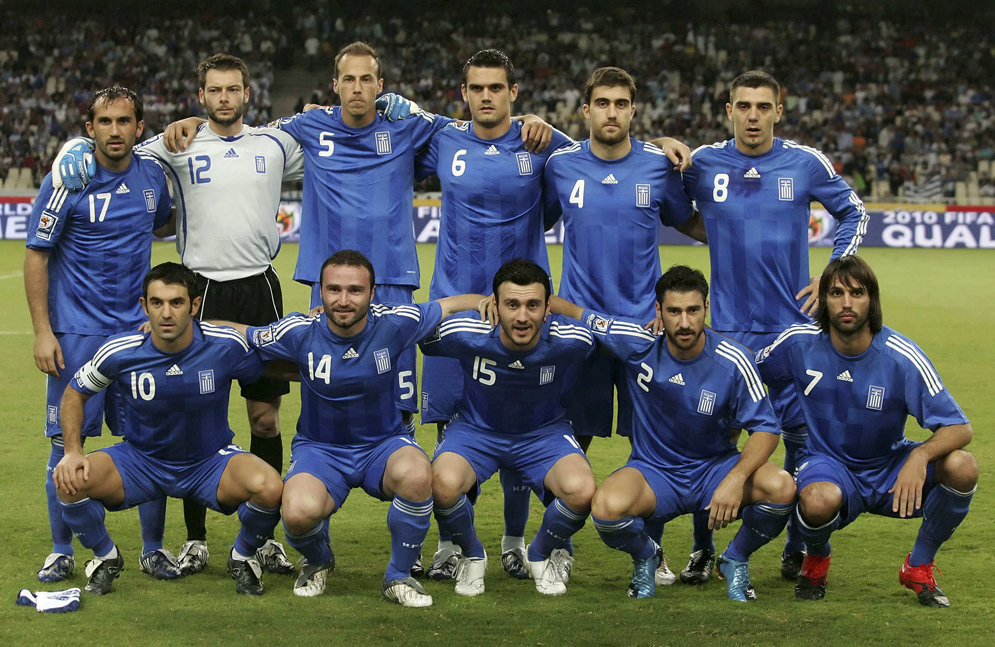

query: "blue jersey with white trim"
left=246, top=302, right=443, bottom=444
left=276, top=108, right=452, bottom=288
left=683, top=138, right=868, bottom=333
left=544, top=139, right=694, bottom=322
left=420, top=315, right=594, bottom=434
left=581, top=310, right=781, bottom=468
left=71, top=321, right=264, bottom=462
left=755, top=324, right=968, bottom=471
left=414, top=121, right=572, bottom=298
left=26, top=157, right=172, bottom=335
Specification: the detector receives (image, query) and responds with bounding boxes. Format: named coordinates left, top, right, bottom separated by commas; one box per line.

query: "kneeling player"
left=554, top=265, right=796, bottom=600
left=756, top=256, right=977, bottom=607
left=421, top=259, right=597, bottom=596
left=53, top=263, right=284, bottom=596
left=233, top=250, right=486, bottom=608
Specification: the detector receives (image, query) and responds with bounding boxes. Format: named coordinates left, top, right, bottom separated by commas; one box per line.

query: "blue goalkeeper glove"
left=52, top=137, right=96, bottom=192
left=375, top=93, right=420, bottom=121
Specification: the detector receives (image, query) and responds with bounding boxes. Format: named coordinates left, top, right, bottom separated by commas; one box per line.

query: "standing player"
left=542, top=67, right=704, bottom=584
left=53, top=263, right=284, bottom=596
left=229, top=250, right=487, bottom=607
left=421, top=259, right=597, bottom=596
left=414, top=49, right=574, bottom=582
left=755, top=256, right=977, bottom=607
left=680, top=70, right=869, bottom=583
left=49, top=54, right=302, bottom=576
left=552, top=265, right=796, bottom=600
left=24, top=87, right=173, bottom=583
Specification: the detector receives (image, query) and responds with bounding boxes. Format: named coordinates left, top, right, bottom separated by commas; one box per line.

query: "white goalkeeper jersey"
left=136, top=123, right=305, bottom=281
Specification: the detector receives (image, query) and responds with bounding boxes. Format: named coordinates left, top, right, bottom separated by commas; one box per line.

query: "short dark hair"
left=198, top=53, right=250, bottom=89
left=142, top=262, right=199, bottom=300
left=584, top=67, right=636, bottom=105
left=462, top=49, right=516, bottom=87
left=335, top=41, right=382, bottom=80
left=655, top=265, right=709, bottom=305
left=730, top=70, right=780, bottom=103
left=87, top=86, right=143, bottom=123
left=320, top=249, right=376, bottom=289
left=492, top=258, right=551, bottom=302
left=815, top=255, right=883, bottom=334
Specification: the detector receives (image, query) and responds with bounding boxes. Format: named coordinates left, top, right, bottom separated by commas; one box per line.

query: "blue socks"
left=691, top=511, right=715, bottom=553
left=781, top=430, right=808, bottom=555
left=234, top=502, right=281, bottom=557
left=46, top=438, right=74, bottom=555
left=284, top=518, right=333, bottom=565
left=138, top=497, right=167, bottom=554
left=796, top=507, right=838, bottom=558
left=500, top=467, right=531, bottom=538
left=593, top=515, right=656, bottom=560
left=528, top=498, right=587, bottom=561
left=434, top=494, right=485, bottom=559
left=60, top=498, right=114, bottom=557
left=724, top=502, right=794, bottom=562
left=910, top=484, right=975, bottom=566
left=385, top=495, right=433, bottom=581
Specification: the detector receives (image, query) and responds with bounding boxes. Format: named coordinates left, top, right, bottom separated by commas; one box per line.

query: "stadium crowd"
left=2, top=6, right=994, bottom=200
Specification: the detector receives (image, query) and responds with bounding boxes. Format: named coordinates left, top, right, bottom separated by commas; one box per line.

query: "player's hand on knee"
left=51, top=137, right=95, bottom=192
left=652, top=137, right=692, bottom=171
left=163, top=118, right=202, bottom=153
left=705, top=476, right=745, bottom=529
left=889, top=452, right=927, bottom=517
left=520, top=115, right=552, bottom=153
left=33, top=331, right=64, bottom=377
left=376, top=93, right=420, bottom=121
left=796, top=276, right=820, bottom=316
left=54, top=452, right=89, bottom=496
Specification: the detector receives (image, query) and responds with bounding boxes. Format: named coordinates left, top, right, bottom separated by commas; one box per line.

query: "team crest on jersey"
left=198, top=370, right=215, bottom=395
left=144, top=189, right=156, bottom=212
left=375, top=131, right=392, bottom=155
left=47, top=405, right=58, bottom=424
left=697, top=390, right=717, bottom=415
left=636, top=184, right=651, bottom=208
left=36, top=211, right=58, bottom=241
left=778, top=178, right=794, bottom=201
left=586, top=314, right=612, bottom=333
left=252, top=327, right=276, bottom=347
left=866, top=385, right=885, bottom=411
left=516, top=152, right=533, bottom=175
left=255, top=156, right=266, bottom=173
left=374, top=348, right=391, bottom=374
left=539, top=366, right=555, bottom=385
left=755, top=346, right=772, bottom=363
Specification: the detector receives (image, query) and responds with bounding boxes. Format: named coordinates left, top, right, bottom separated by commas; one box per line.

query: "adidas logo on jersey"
left=744, top=167, right=761, bottom=179
left=166, top=364, right=183, bottom=376
left=224, top=148, right=238, bottom=159
left=342, top=348, right=359, bottom=359
left=115, top=183, right=130, bottom=194
left=602, top=173, right=618, bottom=184
left=669, top=373, right=685, bottom=385
left=837, top=370, right=853, bottom=382
left=484, top=145, right=500, bottom=155
left=508, top=360, right=525, bottom=369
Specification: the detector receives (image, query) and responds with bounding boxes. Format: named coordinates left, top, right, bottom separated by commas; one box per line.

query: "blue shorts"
left=421, top=355, right=464, bottom=424
left=97, top=442, right=246, bottom=514
left=286, top=434, right=426, bottom=510
left=624, top=453, right=741, bottom=522
left=721, top=329, right=808, bottom=442
left=793, top=444, right=935, bottom=529
left=310, top=283, right=418, bottom=414
left=434, top=420, right=587, bottom=506
left=45, top=333, right=124, bottom=438
left=561, top=348, right=632, bottom=438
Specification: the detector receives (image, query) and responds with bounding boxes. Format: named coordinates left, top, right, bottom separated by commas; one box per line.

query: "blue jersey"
left=415, top=121, right=572, bottom=298
left=420, top=315, right=594, bottom=433
left=276, top=108, right=451, bottom=288
left=247, top=302, right=443, bottom=444
left=544, top=139, right=694, bottom=322
left=683, top=138, right=869, bottom=333
left=25, top=155, right=172, bottom=335
left=71, top=321, right=264, bottom=462
left=755, top=324, right=968, bottom=471
left=581, top=310, right=781, bottom=468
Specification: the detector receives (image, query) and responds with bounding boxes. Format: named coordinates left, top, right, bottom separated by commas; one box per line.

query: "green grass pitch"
left=0, top=240, right=992, bottom=646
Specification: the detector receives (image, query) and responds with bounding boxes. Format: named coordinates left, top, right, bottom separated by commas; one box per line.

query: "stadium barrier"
left=3, top=196, right=994, bottom=249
